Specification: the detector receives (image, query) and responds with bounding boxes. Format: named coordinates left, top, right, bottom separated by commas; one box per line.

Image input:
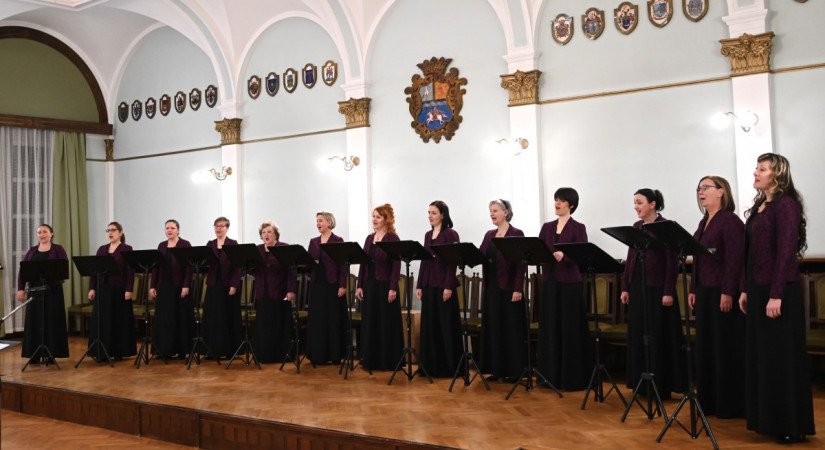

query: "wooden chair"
left=802, top=263, right=825, bottom=354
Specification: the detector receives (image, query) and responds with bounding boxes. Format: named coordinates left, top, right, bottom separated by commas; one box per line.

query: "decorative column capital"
left=337, top=97, right=371, bottom=128
left=720, top=32, right=775, bottom=77
left=500, top=70, right=541, bottom=106
left=104, top=139, right=114, bottom=161
left=214, top=118, right=242, bottom=145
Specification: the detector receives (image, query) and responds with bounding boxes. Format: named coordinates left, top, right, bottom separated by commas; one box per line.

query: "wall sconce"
left=210, top=166, right=233, bottom=181
left=710, top=110, right=759, bottom=133
left=328, top=155, right=360, bottom=171
left=496, top=138, right=529, bottom=155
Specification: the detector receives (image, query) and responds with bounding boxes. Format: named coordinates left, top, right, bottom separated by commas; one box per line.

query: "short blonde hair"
left=316, top=211, right=336, bottom=230
left=259, top=220, right=280, bottom=240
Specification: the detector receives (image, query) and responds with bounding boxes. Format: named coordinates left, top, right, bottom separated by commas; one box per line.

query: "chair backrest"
left=584, top=272, right=621, bottom=324
left=132, top=273, right=148, bottom=305
left=527, top=273, right=541, bottom=323
left=803, top=271, right=825, bottom=332
left=399, top=273, right=414, bottom=309
left=295, top=273, right=310, bottom=311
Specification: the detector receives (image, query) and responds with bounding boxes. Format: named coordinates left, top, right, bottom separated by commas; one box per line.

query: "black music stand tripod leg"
left=449, top=267, right=488, bottom=392
left=23, top=288, right=60, bottom=371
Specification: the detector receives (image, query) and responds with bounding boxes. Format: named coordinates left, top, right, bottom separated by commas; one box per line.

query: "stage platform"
left=1, top=337, right=823, bottom=449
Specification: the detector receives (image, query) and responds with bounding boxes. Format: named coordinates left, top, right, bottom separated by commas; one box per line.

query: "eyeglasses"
left=214, top=224, right=227, bottom=228
left=105, top=228, right=119, bottom=233
left=696, top=185, right=718, bottom=193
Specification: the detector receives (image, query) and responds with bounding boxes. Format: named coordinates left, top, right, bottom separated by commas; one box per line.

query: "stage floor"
left=1, top=337, right=823, bottom=449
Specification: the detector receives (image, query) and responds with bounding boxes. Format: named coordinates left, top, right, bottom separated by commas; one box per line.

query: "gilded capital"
left=214, top=118, right=243, bottom=145
left=337, top=97, right=371, bottom=128
left=104, top=139, right=114, bottom=161
left=500, top=70, right=541, bottom=106
left=720, top=32, right=775, bottom=77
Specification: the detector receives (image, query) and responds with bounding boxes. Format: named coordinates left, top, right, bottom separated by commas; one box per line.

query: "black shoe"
left=776, top=434, right=806, bottom=444
left=485, top=375, right=497, bottom=382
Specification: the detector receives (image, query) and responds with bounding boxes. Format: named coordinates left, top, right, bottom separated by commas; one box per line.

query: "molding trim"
left=0, top=113, right=113, bottom=135
left=104, top=139, right=114, bottom=161
left=720, top=32, right=775, bottom=77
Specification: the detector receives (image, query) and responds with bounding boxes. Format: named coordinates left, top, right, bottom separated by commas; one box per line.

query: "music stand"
left=643, top=220, right=718, bottom=449
left=321, top=242, right=370, bottom=379
left=19, top=258, right=69, bottom=371
left=121, top=249, right=166, bottom=369
left=492, top=236, right=562, bottom=400
left=429, top=242, right=490, bottom=392
left=222, top=243, right=265, bottom=370
left=554, top=242, right=628, bottom=409
left=72, top=255, right=119, bottom=368
left=269, top=244, right=315, bottom=373
left=601, top=226, right=667, bottom=422
left=169, top=246, right=221, bottom=369
left=376, top=240, right=434, bottom=385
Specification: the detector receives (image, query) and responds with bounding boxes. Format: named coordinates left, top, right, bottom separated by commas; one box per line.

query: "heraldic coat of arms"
left=404, top=57, right=467, bottom=143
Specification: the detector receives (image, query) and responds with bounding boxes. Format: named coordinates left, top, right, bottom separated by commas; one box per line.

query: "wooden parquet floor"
left=1, top=337, right=824, bottom=449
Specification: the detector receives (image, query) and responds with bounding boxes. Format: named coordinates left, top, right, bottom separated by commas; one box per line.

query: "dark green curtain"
left=52, top=132, right=90, bottom=310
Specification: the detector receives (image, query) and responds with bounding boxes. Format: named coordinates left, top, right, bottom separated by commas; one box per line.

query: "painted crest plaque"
left=160, top=94, right=171, bottom=116
left=302, top=63, right=317, bottom=89
left=615, top=2, right=639, bottom=35
left=131, top=100, right=142, bottom=121
left=118, top=102, right=128, bottom=123
left=322, top=60, right=338, bottom=86
left=683, top=0, right=708, bottom=22
left=582, top=8, right=605, bottom=40
left=404, top=57, right=467, bottom=143
left=551, top=14, right=574, bottom=46
left=190, top=88, right=201, bottom=111
left=284, top=68, right=298, bottom=93
left=248, top=75, right=261, bottom=99
left=266, top=72, right=279, bottom=96
left=145, top=97, right=156, bottom=119
left=648, top=0, right=673, bottom=27
left=174, top=91, right=186, bottom=113
left=205, top=85, right=218, bottom=108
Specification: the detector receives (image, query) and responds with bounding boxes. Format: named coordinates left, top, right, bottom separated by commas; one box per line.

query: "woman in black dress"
left=687, top=176, right=745, bottom=418
left=620, top=189, right=685, bottom=399
left=479, top=199, right=525, bottom=382
left=88, top=221, right=136, bottom=361
left=356, top=203, right=403, bottom=371
left=149, top=219, right=194, bottom=359
left=202, top=216, right=241, bottom=359
left=537, top=188, right=592, bottom=391
left=17, top=223, right=70, bottom=361
left=416, top=200, right=462, bottom=378
left=306, top=211, right=347, bottom=365
left=254, top=220, right=296, bottom=363
left=738, top=153, right=815, bottom=444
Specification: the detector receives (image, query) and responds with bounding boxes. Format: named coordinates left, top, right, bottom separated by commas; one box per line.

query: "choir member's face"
left=428, top=205, right=443, bottom=228
left=697, top=178, right=722, bottom=211
left=633, top=194, right=656, bottom=220
left=316, top=215, right=331, bottom=234
left=107, top=225, right=122, bottom=243
left=37, top=226, right=53, bottom=244
left=753, top=161, right=774, bottom=192
left=165, top=221, right=179, bottom=240
left=214, top=221, right=228, bottom=238
left=372, top=210, right=386, bottom=232
left=260, top=226, right=276, bottom=246
left=554, top=198, right=571, bottom=217
left=489, top=204, right=507, bottom=226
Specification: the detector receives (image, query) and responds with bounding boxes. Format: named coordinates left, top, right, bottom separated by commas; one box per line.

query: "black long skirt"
left=744, top=281, right=815, bottom=437
left=359, top=279, right=403, bottom=370
left=306, top=281, right=346, bottom=364
left=626, top=271, right=686, bottom=399
left=693, top=284, right=746, bottom=418
left=202, top=277, right=242, bottom=358
left=151, top=281, right=195, bottom=358
left=537, top=277, right=591, bottom=390
left=89, top=282, right=136, bottom=359
left=419, top=286, right=462, bottom=378
left=22, top=283, right=69, bottom=358
left=254, top=295, right=294, bottom=363
left=479, top=284, right=526, bottom=379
